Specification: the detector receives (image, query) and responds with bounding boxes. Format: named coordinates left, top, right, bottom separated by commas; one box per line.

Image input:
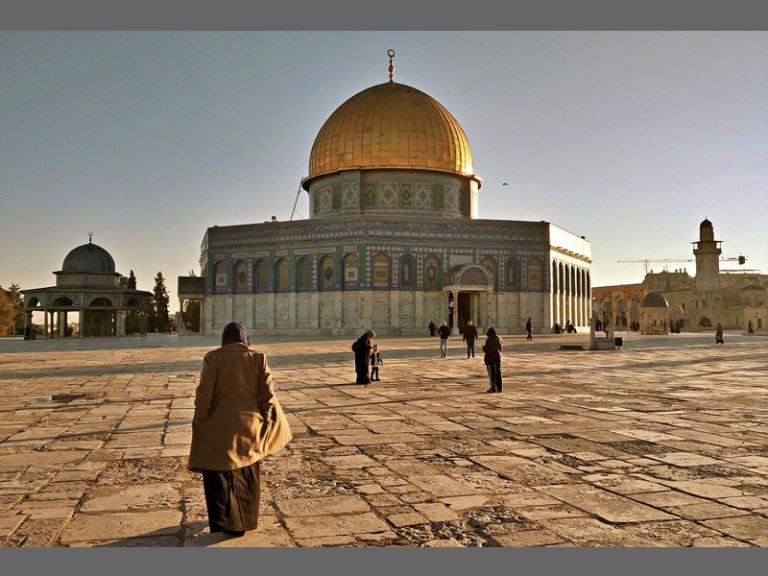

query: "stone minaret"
left=693, top=218, right=721, bottom=293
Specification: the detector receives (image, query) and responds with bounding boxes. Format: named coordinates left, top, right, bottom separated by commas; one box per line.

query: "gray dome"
left=61, top=242, right=116, bottom=274
left=641, top=292, right=669, bottom=308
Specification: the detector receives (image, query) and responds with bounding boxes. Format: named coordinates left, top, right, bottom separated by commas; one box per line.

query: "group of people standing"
left=351, top=330, right=384, bottom=384
left=187, top=315, right=543, bottom=538
left=425, top=319, right=506, bottom=393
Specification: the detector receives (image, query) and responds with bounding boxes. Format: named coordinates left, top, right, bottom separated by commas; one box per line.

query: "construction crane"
left=617, top=255, right=747, bottom=274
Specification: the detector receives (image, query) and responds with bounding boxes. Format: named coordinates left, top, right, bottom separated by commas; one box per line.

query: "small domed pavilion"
left=21, top=236, right=152, bottom=338
left=640, top=292, right=670, bottom=335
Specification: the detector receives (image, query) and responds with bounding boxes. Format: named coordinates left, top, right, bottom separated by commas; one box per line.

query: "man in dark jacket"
left=525, top=318, right=533, bottom=341
left=437, top=321, right=451, bottom=358
left=482, top=327, right=504, bottom=393
left=463, top=320, right=478, bottom=358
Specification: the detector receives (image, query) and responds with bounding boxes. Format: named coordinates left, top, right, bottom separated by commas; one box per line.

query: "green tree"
left=118, top=270, right=137, bottom=289
left=183, top=300, right=201, bottom=332
left=0, top=290, right=14, bottom=335
left=148, top=272, right=171, bottom=333
left=2, top=284, right=24, bottom=335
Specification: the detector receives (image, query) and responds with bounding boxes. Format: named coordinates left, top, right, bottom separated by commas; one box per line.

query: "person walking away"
left=370, top=344, right=383, bottom=381
left=715, top=323, right=724, bottom=344
left=482, top=327, right=504, bottom=393
left=352, top=330, right=375, bottom=384
left=188, top=322, right=292, bottom=537
left=463, top=320, right=478, bottom=358
left=525, top=318, right=533, bottom=341
left=428, top=320, right=437, bottom=337
left=437, top=321, right=451, bottom=358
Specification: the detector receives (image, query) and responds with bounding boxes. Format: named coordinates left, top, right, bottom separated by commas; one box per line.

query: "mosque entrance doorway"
left=457, top=292, right=478, bottom=333
left=444, top=264, right=495, bottom=334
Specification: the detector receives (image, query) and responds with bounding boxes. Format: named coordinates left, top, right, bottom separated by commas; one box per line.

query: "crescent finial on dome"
left=387, top=49, right=395, bottom=83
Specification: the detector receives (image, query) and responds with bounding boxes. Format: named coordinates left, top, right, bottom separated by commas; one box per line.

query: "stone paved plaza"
left=0, top=332, right=766, bottom=547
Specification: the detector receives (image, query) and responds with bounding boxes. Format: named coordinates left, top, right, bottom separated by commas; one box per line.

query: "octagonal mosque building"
left=178, top=54, right=592, bottom=336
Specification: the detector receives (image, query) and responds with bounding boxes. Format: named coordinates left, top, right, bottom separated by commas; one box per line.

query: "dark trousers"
left=370, top=366, right=379, bottom=380
left=466, top=340, right=475, bottom=358
left=486, top=362, right=502, bottom=392
left=526, top=330, right=532, bottom=341
left=202, top=461, right=260, bottom=534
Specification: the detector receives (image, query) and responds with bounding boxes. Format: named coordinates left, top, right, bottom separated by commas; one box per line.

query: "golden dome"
left=305, top=82, right=478, bottom=187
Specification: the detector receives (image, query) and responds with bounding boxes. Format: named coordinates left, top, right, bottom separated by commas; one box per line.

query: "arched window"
left=319, top=256, right=334, bottom=291
left=552, top=261, right=558, bottom=294
left=586, top=271, right=591, bottom=296
left=234, top=261, right=249, bottom=293
left=527, top=257, right=543, bottom=290
left=343, top=254, right=358, bottom=290
left=602, top=298, right=612, bottom=323
left=506, top=257, right=519, bottom=288
left=297, top=257, right=313, bottom=291
left=373, top=253, right=390, bottom=288
left=570, top=266, right=576, bottom=297
left=481, top=256, right=496, bottom=287
left=424, top=256, right=441, bottom=290
left=400, top=255, right=414, bottom=288
left=254, top=259, right=268, bottom=292
left=616, top=298, right=627, bottom=328
left=558, top=263, right=565, bottom=294
left=214, top=262, right=227, bottom=293
left=275, top=258, right=289, bottom=291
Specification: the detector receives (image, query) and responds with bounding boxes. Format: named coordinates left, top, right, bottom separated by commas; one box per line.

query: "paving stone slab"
left=275, top=494, right=370, bottom=517
left=59, top=509, right=182, bottom=544
left=0, top=451, right=85, bottom=468
left=80, top=483, right=181, bottom=512
left=283, top=512, right=390, bottom=539
left=491, top=529, right=565, bottom=547
left=702, top=515, right=768, bottom=545
left=540, top=484, right=676, bottom=523
left=471, top=455, right=572, bottom=486
left=647, top=452, right=726, bottom=467
left=665, top=502, right=749, bottom=520
left=407, top=474, right=477, bottom=497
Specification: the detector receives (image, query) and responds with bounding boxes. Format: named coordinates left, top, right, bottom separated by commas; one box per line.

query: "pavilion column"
left=117, top=311, right=124, bottom=337
left=453, top=287, right=461, bottom=336
left=79, top=310, right=84, bottom=337
left=43, top=310, right=48, bottom=339
left=178, top=298, right=185, bottom=334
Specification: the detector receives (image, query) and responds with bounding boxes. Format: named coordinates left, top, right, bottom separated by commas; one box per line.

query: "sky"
left=1, top=31, right=766, bottom=313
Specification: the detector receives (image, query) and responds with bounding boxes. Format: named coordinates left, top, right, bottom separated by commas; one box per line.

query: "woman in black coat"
left=352, top=330, right=375, bottom=384
left=482, top=327, right=504, bottom=393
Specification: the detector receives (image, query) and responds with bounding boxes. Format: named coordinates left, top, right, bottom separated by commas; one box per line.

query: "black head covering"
left=221, top=322, right=248, bottom=346
left=486, top=327, right=496, bottom=338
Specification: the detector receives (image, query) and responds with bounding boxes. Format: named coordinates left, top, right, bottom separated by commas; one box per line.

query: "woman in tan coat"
left=188, top=322, right=292, bottom=537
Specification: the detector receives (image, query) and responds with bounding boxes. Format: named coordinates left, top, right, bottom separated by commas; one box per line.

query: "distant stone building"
left=22, top=237, right=151, bottom=338
left=593, top=219, right=767, bottom=331
left=178, top=54, right=592, bottom=336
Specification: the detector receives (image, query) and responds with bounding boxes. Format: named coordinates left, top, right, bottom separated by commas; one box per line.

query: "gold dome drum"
left=306, top=82, right=478, bottom=184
